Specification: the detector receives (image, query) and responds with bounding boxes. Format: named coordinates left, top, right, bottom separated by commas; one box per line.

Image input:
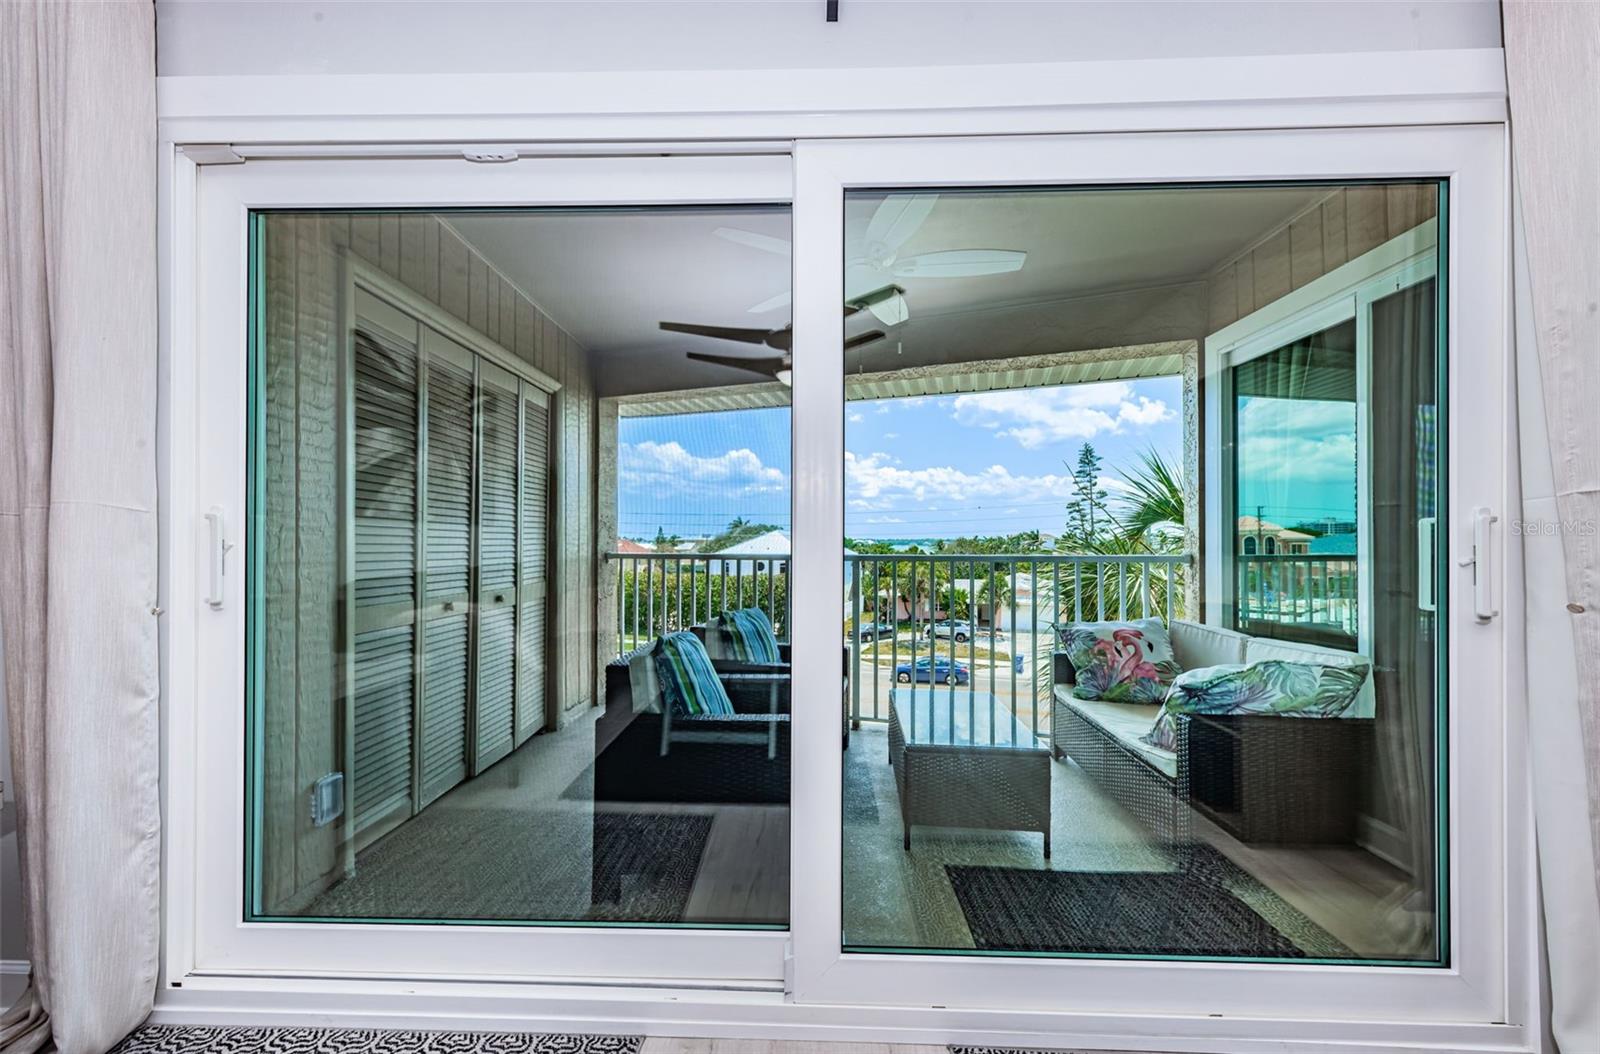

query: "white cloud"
left=619, top=440, right=787, bottom=494
left=1237, top=398, right=1357, bottom=486
left=847, top=411, right=865, bottom=423
left=846, top=450, right=1081, bottom=511
left=950, top=381, right=1175, bottom=449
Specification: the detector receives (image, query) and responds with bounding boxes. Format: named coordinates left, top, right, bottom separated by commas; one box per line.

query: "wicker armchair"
left=690, top=623, right=852, bottom=749
left=596, top=644, right=790, bottom=805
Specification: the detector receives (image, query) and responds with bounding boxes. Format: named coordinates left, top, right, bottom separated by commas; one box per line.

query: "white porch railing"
left=607, top=551, right=790, bottom=655
left=846, top=552, right=1191, bottom=741
left=1236, top=553, right=1358, bottom=638
left=606, top=549, right=1193, bottom=745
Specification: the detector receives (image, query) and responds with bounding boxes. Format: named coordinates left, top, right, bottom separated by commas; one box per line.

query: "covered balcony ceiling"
left=447, top=185, right=1325, bottom=402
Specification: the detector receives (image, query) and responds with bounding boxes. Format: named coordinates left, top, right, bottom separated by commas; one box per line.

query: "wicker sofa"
left=1051, top=620, right=1375, bottom=846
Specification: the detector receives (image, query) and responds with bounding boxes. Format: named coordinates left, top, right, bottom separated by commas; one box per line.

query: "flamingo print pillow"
left=1060, top=618, right=1181, bottom=703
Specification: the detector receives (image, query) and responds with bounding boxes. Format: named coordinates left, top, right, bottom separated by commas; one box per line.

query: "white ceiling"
left=449, top=186, right=1327, bottom=396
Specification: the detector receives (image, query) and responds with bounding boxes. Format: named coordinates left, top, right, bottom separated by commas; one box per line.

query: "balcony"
left=607, top=549, right=1193, bottom=741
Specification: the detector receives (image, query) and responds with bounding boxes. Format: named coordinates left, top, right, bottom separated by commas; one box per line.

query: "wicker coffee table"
left=888, top=687, right=1052, bottom=857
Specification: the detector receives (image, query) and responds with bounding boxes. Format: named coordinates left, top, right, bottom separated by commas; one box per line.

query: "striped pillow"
left=717, top=607, right=782, bottom=664
left=652, top=632, right=735, bottom=717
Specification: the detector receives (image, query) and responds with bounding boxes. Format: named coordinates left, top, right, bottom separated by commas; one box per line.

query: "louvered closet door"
left=416, top=328, right=475, bottom=807
left=348, top=300, right=421, bottom=839
left=516, top=383, right=552, bottom=745
left=472, top=359, right=520, bottom=773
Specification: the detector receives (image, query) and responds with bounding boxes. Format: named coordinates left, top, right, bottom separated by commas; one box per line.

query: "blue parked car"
left=895, top=656, right=971, bottom=685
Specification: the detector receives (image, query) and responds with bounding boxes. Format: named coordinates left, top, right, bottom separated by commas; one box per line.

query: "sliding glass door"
left=786, top=127, right=1508, bottom=1025
left=178, top=128, right=1512, bottom=1036
left=190, top=157, right=794, bottom=981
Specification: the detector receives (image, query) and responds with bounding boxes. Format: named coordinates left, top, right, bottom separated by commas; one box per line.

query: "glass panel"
left=246, top=206, right=791, bottom=926
left=840, top=183, right=1443, bottom=963
left=1233, top=318, right=1359, bottom=648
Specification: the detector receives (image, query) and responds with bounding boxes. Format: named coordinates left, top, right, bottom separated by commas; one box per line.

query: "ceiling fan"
left=660, top=288, right=897, bottom=385
left=715, top=192, right=1027, bottom=322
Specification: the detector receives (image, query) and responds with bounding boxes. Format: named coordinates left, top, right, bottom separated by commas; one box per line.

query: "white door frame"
left=787, top=126, right=1517, bottom=1032
left=156, top=66, right=1534, bottom=1050
left=173, top=155, right=795, bottom=985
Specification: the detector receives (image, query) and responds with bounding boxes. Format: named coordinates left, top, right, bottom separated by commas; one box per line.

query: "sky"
left=617, top=377, right=1186, bottom=542
left=1234, top=395, right=1359, bottom=531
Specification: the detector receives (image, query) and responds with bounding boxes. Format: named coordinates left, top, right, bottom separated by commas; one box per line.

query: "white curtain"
left=0, top=3, right=162, bottom=1053
left=1503, top=4, right=1600, bottom=1052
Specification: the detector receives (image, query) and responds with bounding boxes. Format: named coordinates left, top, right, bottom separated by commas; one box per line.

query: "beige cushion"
left=1054, top=686, right=1176, bottom=779
left=1168, top=619, right=1249, bottom=671
left=1243, top=636, right=1376, bottom=719
left=627, top=646, right=662, bottom=714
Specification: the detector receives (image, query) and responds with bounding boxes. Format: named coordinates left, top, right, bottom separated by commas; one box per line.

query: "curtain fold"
left=0, top=3, right=161, bottom=1053
left=1503, top=4, right=1600, bottom=1052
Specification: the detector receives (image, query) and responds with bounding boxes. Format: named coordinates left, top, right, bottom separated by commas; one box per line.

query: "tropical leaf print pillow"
left=1060, top=618, right=1181, bottom=703
left=1144, top=659, right=1370, bottom=750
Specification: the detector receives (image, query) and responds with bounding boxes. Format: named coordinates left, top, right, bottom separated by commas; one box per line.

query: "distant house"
left=704, top=529, right=790, bottom=575
left=615, top=537, right=654, bottom=554
left=1236, top=515, right=1313, bottom=555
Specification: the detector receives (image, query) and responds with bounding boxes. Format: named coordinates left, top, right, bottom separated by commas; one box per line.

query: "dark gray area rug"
left=303, top=809, right=710, bottom=924
left=948, top=846, right=1342, bottom=958
left=110, top=1026, right=641, bottom=1053
left=587, top=812, right=714, bottom=923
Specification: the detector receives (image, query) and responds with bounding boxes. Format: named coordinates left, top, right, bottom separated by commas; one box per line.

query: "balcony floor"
left=305, top=707, right=1411, bottom=957
left=843, top=723, right=1417, bottom=959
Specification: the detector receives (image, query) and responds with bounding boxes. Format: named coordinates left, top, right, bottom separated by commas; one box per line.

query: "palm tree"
left=1117, top=447, right=1185, bottom=550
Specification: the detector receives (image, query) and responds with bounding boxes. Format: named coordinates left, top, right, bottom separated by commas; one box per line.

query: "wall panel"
left=1206, top=188, right=1440, bottom=331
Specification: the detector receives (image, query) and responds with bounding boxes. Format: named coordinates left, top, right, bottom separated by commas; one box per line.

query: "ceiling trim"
left=844, top=341, right=1192, bottom=401
left=609, top=341, right=1190, bottom=417
left=157, top=48, right=1506, bottom=148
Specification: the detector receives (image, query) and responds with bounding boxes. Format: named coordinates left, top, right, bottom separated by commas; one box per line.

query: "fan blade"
left=865, top=194, right=938, bottom=253
left=746, top=290, right=791, bottom=314
left=714, top=227, right=791, bottom=256
left=660, top=321, right=776, bottom=346
left=845, top=329, right=887, bottom=351
left=686, top=351, right=788, bottom=378
left=868, top=294, right=909, bottom=327
left=890, top=249, right=1026, bottom=279
left=845, top=284, right=910, bottom=327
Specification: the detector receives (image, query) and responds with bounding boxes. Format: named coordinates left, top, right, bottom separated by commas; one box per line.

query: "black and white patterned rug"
left=109, top=1026, right=641, bottom=1053
left=949, top=1048, right=1156, bottom=1054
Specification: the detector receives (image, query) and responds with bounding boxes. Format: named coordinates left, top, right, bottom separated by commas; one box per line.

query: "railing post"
left=850, top=556, right=862, bottom=727
left=1166, top=560, right=1176, bottom=622
left=1073, top=560, right=1082, bottom=622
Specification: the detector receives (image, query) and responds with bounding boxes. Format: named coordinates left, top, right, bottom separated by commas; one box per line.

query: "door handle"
left=205, top=506, right=232, bottom=610
left=1457, top=507, right=1498, bottom=622
left=1417, top=517, right=1436, bottom=613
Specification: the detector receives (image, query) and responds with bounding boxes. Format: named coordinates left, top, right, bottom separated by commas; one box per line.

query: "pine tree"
left=1064, top=442, right=1108, bottom=544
